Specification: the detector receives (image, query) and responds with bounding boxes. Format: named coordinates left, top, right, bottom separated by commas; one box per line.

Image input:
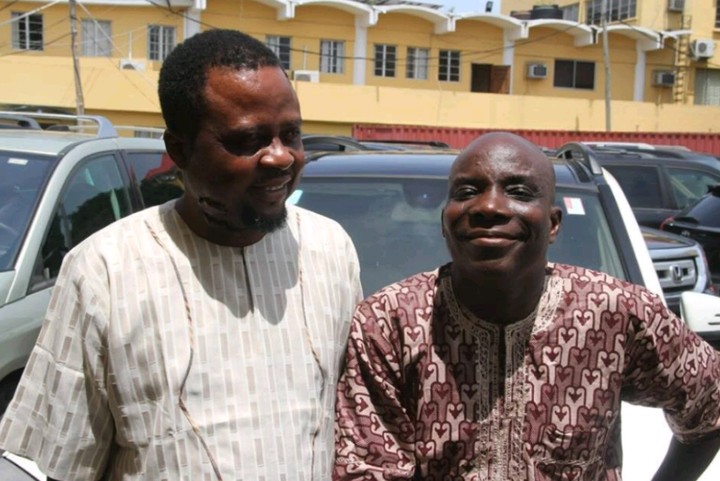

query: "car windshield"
left=293, top=178, right=625, bottom=294
left=0, top=151, right=55, bottom=271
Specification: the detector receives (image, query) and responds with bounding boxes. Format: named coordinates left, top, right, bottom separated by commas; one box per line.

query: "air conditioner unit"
left=526, top=63, right=548, bottom=79
left=667, top=0, right=684, bottom=12
left=119, top=59, right=146, bottom=71
left=653, top=70, right=675, bottom=87
left=689, top=39, right=715, bottom=60
left=293, top=70, right=320, bottom=82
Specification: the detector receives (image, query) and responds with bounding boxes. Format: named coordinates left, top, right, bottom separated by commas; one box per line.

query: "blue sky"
left=434, top=0, right=500, bottom=14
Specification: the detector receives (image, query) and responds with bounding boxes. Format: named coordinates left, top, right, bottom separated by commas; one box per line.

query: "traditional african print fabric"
left=334, top=263, right=720, bottom=481
left=0, top=202, right=362, bottom=481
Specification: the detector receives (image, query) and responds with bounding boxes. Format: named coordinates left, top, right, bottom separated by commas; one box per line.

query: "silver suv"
left=0, top=112, right=173, bottom=416
left=642, top=226, right=716, bottom=314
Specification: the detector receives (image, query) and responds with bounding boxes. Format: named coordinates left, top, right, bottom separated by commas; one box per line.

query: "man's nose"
left=259, top=138, right=295, bottom=170
left=469, top=187, right=511, bottom=218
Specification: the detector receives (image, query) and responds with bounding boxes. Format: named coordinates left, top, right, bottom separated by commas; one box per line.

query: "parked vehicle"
left=294, top=148, right=658, bottom=293
left=641, top=226, right=716, bottom=314
left=661, top=184, right=720, bottom=292
left=0, top=112, right=173, bottom=417
left=556, top=142, right=720, bottom=229
left=302, top=134, right=451, bottom=152
left=2, top=137, right=720, bottom=480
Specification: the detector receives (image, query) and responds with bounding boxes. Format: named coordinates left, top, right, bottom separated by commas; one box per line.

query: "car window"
left=125, top=151, right=184, bottom=208
left=666, top=167, right=720, bottom=209
left=293, top=178, right=626, bottom=294
left=31, top=154, right=131, bottom=288
left=683, top=194, right=720, bottom=228
left=601, top=165, right=663, bottom=209
left=0, top=152, right=54, bottom=272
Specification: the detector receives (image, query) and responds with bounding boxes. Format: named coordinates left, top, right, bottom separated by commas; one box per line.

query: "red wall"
left=353, top=124, right=720, bottom=156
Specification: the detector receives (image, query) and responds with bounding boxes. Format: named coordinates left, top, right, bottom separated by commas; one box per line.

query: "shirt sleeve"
left=334, top=295, right=417, bottom=480
left=0, top=243, right=114, bottom=480
left=622, top=290, right=720, bottom=444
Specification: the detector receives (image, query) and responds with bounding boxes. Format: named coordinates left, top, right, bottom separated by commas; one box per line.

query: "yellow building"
left=0, top=0, right=718, bottom=135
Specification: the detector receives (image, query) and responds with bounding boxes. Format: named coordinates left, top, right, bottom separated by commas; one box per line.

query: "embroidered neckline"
left=442, top=273, right=560, bottom=337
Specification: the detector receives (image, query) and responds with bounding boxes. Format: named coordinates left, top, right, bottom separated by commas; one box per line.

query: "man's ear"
left=548, top=206, right=562, bottom=244
left=164, top=129, right=189, bottom=169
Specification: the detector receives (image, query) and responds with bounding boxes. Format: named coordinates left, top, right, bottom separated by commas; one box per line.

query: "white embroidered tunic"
left=0, top=202, right=362, bottom=481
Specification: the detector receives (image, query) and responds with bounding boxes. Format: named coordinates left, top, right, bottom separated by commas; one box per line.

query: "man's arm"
left=334, top=300, right=416, bottom=480
left=652, top=433, right=720, bottom=481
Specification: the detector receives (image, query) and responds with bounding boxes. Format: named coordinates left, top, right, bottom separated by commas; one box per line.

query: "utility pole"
left=601, top=0, right=611, bottom=131
left=69, top=0, right=85, bottom=115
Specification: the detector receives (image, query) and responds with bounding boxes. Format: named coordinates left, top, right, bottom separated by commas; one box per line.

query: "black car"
left=661, top=184, right=720, bottom=289
left=556, top=142, right=720, bottom=229
left=302, top=134, right=451, bottom=153
left=293, top=149, right=660, bottom=297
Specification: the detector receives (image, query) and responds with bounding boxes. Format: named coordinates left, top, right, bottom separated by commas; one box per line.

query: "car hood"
left=642, top=226, right=695, bottom=250
left=0, top=271, right=15, bottom=307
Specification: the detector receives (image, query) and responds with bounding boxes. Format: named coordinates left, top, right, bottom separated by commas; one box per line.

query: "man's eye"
left=452, top=187, right=476, bottom=200
left=507, top=186, right=537, bottom=199
left=223, top=138, right=262, bottom=156
left=282, top=129, right=301, bottom=146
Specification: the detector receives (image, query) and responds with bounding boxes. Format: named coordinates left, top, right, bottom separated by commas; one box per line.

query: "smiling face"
left=442, top=133, right=562, bottom=286
left=166, top=66, right=304, bottom=246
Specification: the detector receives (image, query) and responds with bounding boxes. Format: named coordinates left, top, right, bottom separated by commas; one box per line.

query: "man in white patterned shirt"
left=0, top=29, right=362, bottom=481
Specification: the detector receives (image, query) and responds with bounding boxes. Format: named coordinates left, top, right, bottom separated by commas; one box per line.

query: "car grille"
left=654, top=258, right=698, bottom=293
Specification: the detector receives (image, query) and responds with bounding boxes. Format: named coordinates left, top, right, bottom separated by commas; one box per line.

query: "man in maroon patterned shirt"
left=333, top=132, right=720, bottom=481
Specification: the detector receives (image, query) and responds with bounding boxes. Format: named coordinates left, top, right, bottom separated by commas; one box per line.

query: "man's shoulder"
left=363, top=269, right=441, bottom=305
left=64, top=204, right=167, bottom=263
left=550, top=262, right=664, bottom=309
left=290, top=204, right=352, bottom=242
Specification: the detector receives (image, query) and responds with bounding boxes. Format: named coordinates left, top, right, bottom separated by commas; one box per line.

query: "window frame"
left=406, top=47, right=429, bottom=80
left=553, top=59, right=596, bottom=90
left=81, top=19, right=112, bottom=57
left=585, top=0, right=637, bottom=25
left=266, top=35, right=291, bottom=70
left=438, top=49, right=460, bottom=82
left=11, top=12, right=43, bottom=51
left=320, top=39, right=345, bottom=74
left=373, top=44, right=396, bottom=78
left=147, top=24, right=176, bottom=62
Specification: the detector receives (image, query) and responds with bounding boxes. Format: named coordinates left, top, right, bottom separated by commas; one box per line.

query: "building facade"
left=0, top=0, right=718, bottom=135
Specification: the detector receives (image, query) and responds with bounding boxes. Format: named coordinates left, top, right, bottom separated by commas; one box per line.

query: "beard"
left=203, top=205, right=287, bottom=234
left=239, top=204, right=288, bottom=233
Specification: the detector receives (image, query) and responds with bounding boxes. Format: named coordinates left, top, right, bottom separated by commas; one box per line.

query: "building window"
left=562, top=3, right=580, bottom=21
left=374, top=44, right=396, bottom=77
left=11, top=12, right=43, bottom=51
left=694, top=68, right=720, bottom=106
left=320, top=40, right=344, bottom=74
left=81, top=19, right=112, bottom=57
left=148, top=25, right=175, bottom=61
left=716, top=5, right=720, bottom=28
left=439, top=49, right=460, bottom=82
left=586, top=0, right=636, bottom=25
left=406, top=47, right=429, bottom=80
left=553, top=59, right=595, bottom=89
left=266, top=35, right=291, bottom=70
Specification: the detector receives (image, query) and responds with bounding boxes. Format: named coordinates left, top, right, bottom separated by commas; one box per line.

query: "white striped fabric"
left=0, top=201, right=362, bottom=481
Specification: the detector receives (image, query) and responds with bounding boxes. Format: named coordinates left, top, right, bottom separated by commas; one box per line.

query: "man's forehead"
left=451, top=140, right=549, bottom=176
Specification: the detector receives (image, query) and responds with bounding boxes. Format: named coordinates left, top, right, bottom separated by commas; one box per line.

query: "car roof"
left=303, top=150, right=595, bottom=189
left=0, top=129, right=104, bottom=156
left=561, top=142, right=720, bottom=171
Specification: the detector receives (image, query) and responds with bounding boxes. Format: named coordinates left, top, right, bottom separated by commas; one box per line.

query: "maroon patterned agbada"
left=334, top=263, right=720, bottom=481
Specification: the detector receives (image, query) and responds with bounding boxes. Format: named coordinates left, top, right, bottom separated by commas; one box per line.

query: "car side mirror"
left=680, top=291, right=720, bottom=341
